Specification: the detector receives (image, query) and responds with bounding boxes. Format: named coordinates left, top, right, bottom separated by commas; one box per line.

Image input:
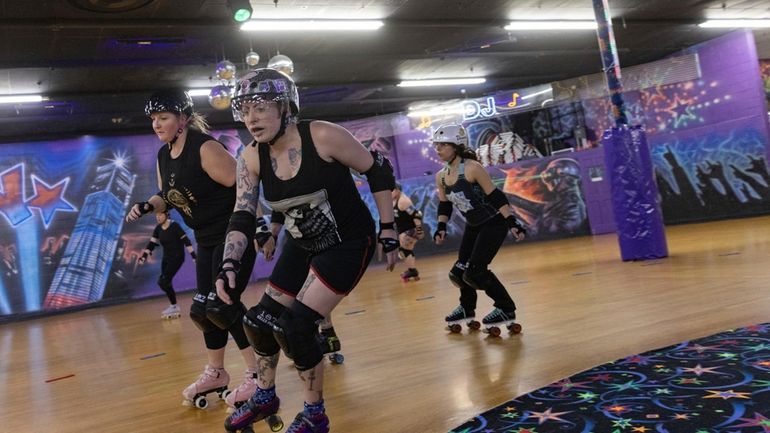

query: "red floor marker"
left=45, top=374, right=75, bottom=383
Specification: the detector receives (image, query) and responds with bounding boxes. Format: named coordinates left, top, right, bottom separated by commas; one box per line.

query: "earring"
left=177, top=128, right=183, bottom=134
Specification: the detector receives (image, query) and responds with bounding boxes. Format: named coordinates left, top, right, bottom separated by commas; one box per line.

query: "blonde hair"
left=186, top=112, right=210, bottom=134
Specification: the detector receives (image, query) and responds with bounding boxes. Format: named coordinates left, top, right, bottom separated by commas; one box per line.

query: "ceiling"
left=1, top=0, right=769, bottom=141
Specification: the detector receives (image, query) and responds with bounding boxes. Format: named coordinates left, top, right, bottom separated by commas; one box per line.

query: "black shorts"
left=269, top=234, right=376, bottom=296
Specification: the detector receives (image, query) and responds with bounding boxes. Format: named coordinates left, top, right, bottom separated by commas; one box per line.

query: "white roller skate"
left=182, top=365, right=230, bottom=409
left=482, top=308, right=522, bottom=337
left=225, top=368, right=258, bottom=411
left=445, top=305, right=480, bottom=333
left=161, top=304, right=181, bottom=320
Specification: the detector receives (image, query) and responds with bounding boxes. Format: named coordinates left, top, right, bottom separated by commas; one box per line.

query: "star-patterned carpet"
left=449, top=323, right=770, bottom=433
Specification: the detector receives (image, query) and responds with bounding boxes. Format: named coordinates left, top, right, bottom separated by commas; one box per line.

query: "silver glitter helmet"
left=144, top=90, right=194, bottom=117
left=431, top=123, right=469, bottom=147
left=231, top=68, right=299, bottom=122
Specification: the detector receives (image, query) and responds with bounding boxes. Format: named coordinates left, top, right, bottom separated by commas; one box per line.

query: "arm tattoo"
left=223, top=232, right=248, bottom=262
left=235, top=156, right=259, bottom=212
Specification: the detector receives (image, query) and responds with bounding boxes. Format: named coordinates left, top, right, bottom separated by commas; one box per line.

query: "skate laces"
left=485, top=308, right=511, bottom=322
left=449, top=305, right=465, bottom=318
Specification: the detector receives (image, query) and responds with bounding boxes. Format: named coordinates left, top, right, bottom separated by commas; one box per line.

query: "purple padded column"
left=593, top=0, right=668, bottom=260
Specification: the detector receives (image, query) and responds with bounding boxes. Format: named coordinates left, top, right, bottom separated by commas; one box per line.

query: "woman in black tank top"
left=430, top=123, right=528, bottom=337
left=125, top=90, right=260, bottom=410
left=217, top=68, right=399, bottom=433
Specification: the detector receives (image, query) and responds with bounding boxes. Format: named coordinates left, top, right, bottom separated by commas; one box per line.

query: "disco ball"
left=215, top=60, right=237, bottom=81
left=267, top=54, right=294, bottom=76
left=209, top=85, right=233, bottom=110
left=245, top=51, right=260, bottom=67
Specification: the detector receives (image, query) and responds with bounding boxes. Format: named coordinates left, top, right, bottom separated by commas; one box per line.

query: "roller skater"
left=137, top=210, right=196, bottom=320
left=393, top=183, right=424, bottom=283
left=182, top=364, right=230, bottom=409
left=127, top=89, right=259, bottom=414
left=431, top=123, right=527, bottom=337
left=218, top=68, right=398, bottom=433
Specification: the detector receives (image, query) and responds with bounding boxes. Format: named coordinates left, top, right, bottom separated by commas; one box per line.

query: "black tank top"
left=259, top=121, right=374, bottom=253
left=157, top=130, right=235, bottom=246
left=394, top=202, right=417, bottom=234
left=441, top=159, right=499, bottom=227
left=153, top=221, right=187, bottom=259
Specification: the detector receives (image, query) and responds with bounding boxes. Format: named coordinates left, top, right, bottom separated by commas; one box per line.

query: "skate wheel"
left=242, top=426, right=255, bottom=433
left=508, top=323, right=523, bottom=334
left=414, top=277, right=420, bottom=281
left=329, top=353, right=345, bottom=364
left=487, top=326, right=501, bottom=337
left=401, top=278, right=408, bottom=283
left=220, top=389, right=231, bottom=399
left=468, top=320, right=481, bottom=331
left=194, top=395, right=208, bottom=409
left=267, top=414, right=284, bottom=432
left=448, top=323, right=462, bottom=333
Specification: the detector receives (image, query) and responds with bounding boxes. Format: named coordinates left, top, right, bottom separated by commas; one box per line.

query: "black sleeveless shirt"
left=259, top=121, right=375, bottom=253
left=157, top=130, right=235, bottom=246
left=441, top=159, right=499, bottom=227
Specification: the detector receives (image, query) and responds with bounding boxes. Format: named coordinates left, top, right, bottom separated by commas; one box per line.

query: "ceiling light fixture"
left=228, top=0, right=253, bottom=23
left=698, top=19, right=770, bottom=28
left=187, top=89, right=212, bottom=97
left=0, top=94, right=44, bottom=104
left=397, top=78, right=487, bottom=88
left=240, top=20, right=384, bottom=31
left=505, top=20, right=597, bottom=30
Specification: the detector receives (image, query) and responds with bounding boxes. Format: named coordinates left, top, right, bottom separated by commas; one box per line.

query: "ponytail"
left=187, top=112, right=210, bottom=134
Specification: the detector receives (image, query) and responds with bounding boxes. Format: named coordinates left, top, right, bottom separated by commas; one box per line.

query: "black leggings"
left=454, top=214, right=516, bottom=312
left=158, top=256, right=184, bottom=305
left=195, top=241, right=257, bottom=350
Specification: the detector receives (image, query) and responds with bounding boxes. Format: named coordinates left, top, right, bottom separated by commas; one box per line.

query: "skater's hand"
left=214, top=259, right=240, bottom=305
left=506, top=216, right=526, bottom=242
left=433, top=222, right=447, bottom=245
left=138, top=250, right=150, bottom=264
left=126, top=201, right=153, bottom=222
left=378, top=228, right=399, bottom=272
left=258, top=235, right=277, bottom=261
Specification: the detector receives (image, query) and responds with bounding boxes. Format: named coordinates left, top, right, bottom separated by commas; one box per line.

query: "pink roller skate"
left=225, top=369, right=258, bottom=411
left=286, top=411, right=329, bottom=433
left=182, top=365, right=230, bottom=409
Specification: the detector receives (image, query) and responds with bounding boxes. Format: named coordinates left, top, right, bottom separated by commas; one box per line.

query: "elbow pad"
left=227, top=210, right=256, bottom=238
left=486, top=188, right=509, bottom=209
left=437, top=201, right=453, bottom=219
left=363, top=150, right=396, bottom=193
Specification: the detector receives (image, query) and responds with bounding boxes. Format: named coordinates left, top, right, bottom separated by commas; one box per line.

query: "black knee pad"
left=243, top=296, right=284, bottom=357
left=205, top=292, right=246, bottom=330
left=449, top=261, right=470, bottom=289
left=273, top=302, right=324, bottom=371
left=189, top=293, right=219, bottom=333
left=399, top=247, right=414, bottom=258
left=463, top=265, right=500, bottom=291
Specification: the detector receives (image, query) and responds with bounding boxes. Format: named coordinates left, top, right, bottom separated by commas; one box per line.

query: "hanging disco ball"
left=215, top=60, right=237, bottom=81
left=209, top=85, right=233, bottom=110
left=267, top=54, right=294, bottom=76
left=245, top=51, right=260, bottom=67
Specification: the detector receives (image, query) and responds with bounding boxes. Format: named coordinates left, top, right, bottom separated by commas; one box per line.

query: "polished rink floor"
left=3, top=216, right=770, bottom=433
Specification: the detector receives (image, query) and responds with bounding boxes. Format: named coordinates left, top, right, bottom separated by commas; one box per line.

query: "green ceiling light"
left=228, top=0, right=253, bottom=23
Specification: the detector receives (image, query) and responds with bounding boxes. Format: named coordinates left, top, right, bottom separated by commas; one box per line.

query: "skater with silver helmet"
left=431, top=123, right=527, bottom=337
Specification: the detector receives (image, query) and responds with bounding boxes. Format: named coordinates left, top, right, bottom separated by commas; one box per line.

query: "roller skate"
left=400, top=268, right=420, bottom=282
left=182, top=365, right=230, bottom=409
left=445, top=305, right=480, bottom=333
left=285, top=411, right=330, bottom=433
left=482, top=308, right=522, bottom=337
left=225, top=368, right=258, bottom=411
left=161, top=304, right=181, bottom=319
left=225, top=392, right=283, bottom=433
left=319, top=327, right=344, bottom=364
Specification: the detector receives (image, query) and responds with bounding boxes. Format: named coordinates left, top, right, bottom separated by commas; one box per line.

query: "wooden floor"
left=4, top=216, right=770, bottom=433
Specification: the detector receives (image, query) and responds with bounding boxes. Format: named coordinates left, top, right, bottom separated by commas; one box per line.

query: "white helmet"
left=431, top=123, right=468, bottom=147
